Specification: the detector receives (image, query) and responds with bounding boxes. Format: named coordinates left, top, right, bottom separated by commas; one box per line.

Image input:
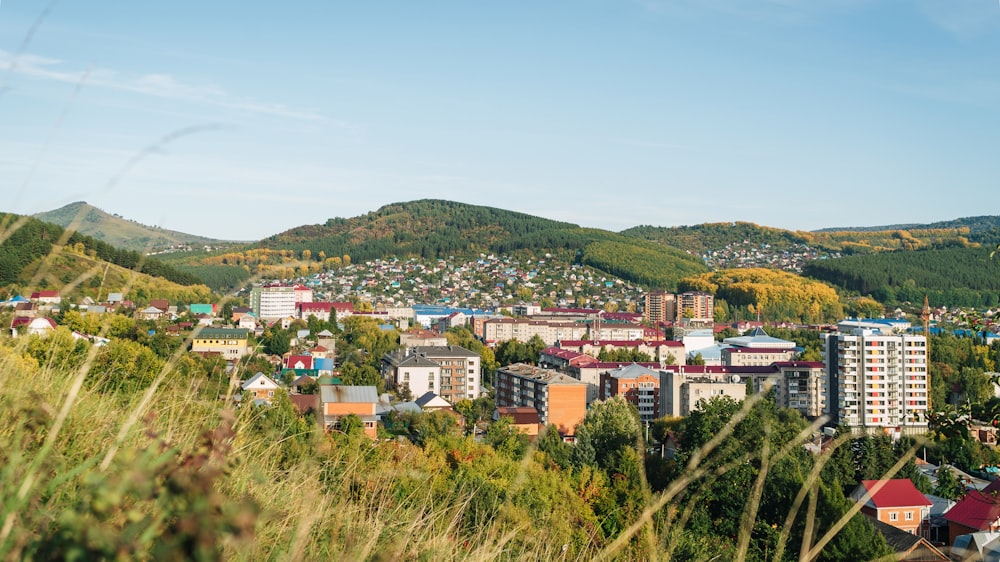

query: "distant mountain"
left=34, top=202, right=233, bottom=252
left=813, top=215, right=1000, bottom=234
left=257, top=199, right=708, bottom=290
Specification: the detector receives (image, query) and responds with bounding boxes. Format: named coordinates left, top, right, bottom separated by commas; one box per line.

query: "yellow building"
left=191, top=327, right=250, bottom=360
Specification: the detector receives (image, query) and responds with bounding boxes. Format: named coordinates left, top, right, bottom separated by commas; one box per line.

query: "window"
left=889, top=512, right=897, bottom=522
left=904, top=512, right=913, bottom=521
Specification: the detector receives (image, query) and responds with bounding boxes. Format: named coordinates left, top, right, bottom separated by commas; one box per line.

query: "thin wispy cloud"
left=916, top=0, right=1000, bottom=38
left=633, top=0, right=872, bottom=24
left=0, top=49, right=327, bottom=121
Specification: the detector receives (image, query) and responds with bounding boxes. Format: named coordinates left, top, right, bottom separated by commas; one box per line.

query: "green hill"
left=0, top=213, right=208, bottom=298
left=802, top=246, right=1000, bottom=307
left=815, top=215, right=1000, bottom=234
left=257, top=199, right=709, bottom=290
left=34, top=201, right=235, bottom=252
left=620, top=222, right=817, bottom=255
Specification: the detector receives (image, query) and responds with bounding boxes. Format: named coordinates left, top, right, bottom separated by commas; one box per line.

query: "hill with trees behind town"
left=21, top=199, right=1000, bottom=311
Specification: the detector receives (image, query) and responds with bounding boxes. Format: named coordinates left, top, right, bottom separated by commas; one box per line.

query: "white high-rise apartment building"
left=823, top=328, right=928, bottom=433
left=250, top=285, right=299, bottom=320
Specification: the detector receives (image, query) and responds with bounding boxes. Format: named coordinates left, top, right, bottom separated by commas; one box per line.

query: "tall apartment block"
left=678, top=291, right=714, bottom=322
left=824, top=329, right=928, bottom=433
left=495, top=364, right=587, bottom=436
left=250, top=285, right=297, bottom=320
left=644, top=291, right=677, bottom=324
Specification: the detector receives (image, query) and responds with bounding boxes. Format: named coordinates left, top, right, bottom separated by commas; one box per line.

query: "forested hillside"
left=816, top=215, right=1000, bottom=234
left=622, top=221, right=977, bottom=256
left=802, top=246, right=1000, bottom=307
left=679, top=268, right=844, bottom=323
left=622, top=222, right=815, bottom=255
left=0, top=214, right=205, bottom=290
left=254, top=200, right=709, bottom=290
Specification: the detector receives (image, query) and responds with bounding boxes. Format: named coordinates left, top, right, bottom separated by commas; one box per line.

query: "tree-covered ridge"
left=621, top=222, right=815, bottom=255
left=582, top=239, right=708, bottom=290
left=621, top=221, right=976, bottom=256
left=679, top=268, right=844, bottom=323
left=802, top=246, right=1000, bottom=307
left=33, top=201, right=233, bottom=252
left=0, top=213, right=204, bottom=289
left=253, top=200, right=709, bottom=290
left=815, top=215, right=1000, bottom=234
left=260, top=199, right=581, bottom=260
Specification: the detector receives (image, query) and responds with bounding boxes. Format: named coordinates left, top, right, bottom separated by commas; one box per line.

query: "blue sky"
left=2, top=0, right=999, bottom=240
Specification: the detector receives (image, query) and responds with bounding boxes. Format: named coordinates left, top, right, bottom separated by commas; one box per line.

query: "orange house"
left=851, top=479, right=932, bottom=537
left=320, top=385, right=379, bottom=438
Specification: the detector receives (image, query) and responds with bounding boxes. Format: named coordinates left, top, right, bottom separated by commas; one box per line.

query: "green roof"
left=195, top=328, right=249, bottom=339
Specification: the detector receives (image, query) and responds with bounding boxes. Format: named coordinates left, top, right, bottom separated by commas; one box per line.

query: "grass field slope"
left=35, top=202, right=234, bottom=253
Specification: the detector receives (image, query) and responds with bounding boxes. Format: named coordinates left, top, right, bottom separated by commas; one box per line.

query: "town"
left=8, top=250, right=1000, bottom=559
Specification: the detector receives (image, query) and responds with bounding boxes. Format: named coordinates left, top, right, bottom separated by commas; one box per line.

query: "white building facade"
left=824, top=329, right=928, bottom=433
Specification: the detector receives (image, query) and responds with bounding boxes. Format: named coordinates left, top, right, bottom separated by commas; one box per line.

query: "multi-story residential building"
left=250, top=284, right=298, bottom=320
left=587, top=322, right=646, bottom=341
left=600, top=364, right=661, bottom=422
left=294, top=284, right=313, bottom=304
left=382, top=345, right=482, bottom=403
left=383, top=353, right=441, bottom=398
left=297, top=301, right=354, bottom=322
left=644, top=290, right=677, bottom=324
left=557, top=339, right=686, bottom=365
left=678, top=377, right=747, bottom=416
left=771, top=361, right=827, bottom=418
left=399, top=329, right=448, bottom=348
left=483, top=318, right=588, bottom=346
left=722, top=347, right=797, bottom=367
left=495, top=364, right=587, bottom=436
left=824, top=328, right=928, bottom=433
left=678, top=291, right=714, bottom=321
left=191, top=327, right=250, bottom=360
left=660, top=366, right=749, bottom=417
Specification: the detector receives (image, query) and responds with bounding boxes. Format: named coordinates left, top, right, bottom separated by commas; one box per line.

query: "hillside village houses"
left=7, top=240, right=995, bottom=450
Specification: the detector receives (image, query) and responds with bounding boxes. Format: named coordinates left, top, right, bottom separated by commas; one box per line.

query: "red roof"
left=496, top=406, right=541, bottom=425
left=30, top=290, right=60, bottom=299
left=284, top=355, right=314, bottom=369
left=541, top=347, right=588, bottom=360
left=944, top=479, right=1000, bottom=530
left=859, top=479, right=932, bottom=509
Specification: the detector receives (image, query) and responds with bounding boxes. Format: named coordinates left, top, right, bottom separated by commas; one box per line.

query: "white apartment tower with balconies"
left=823, top=328, right=928, bottom=434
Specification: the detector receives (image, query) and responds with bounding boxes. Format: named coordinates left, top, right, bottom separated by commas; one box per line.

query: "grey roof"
left=242, top=372, right=278, bottom=390
left=392, top=401, right=423, bottom=414
left=410, top=345, right=478, bottom=358
left=723, top=328, right=796, bottom=350
left=414, top=392, right=452, bottom=408
left=499, top=363, right=586, bottom=385
left=606, top=363, right=660, bottom=379
left=383, top=351, right=441, bottom=368
left=320, top=385, right=378, bottom=404
left=865, top=515, right=947, bottom=560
